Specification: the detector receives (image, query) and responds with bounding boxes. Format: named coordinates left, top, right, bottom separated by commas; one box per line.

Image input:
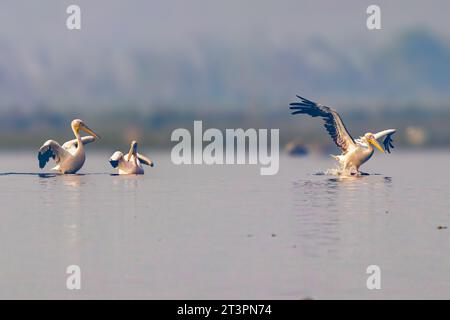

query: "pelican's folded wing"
left=62, top=136, right=97, bottom=152
left=137, top=153, right=154, bottom=167
left=109, top=151, right=123, bottom=168
left=374, top=129, right=396, bottom=153
left=38, top=140, right=68, bottom=169
left=290, top=95, right=356, bottom=154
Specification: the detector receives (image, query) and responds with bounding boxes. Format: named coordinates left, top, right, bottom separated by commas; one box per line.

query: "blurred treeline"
left=0, top=104, right=446, bottom=151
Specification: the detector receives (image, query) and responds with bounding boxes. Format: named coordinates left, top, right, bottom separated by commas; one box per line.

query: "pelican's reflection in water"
left=61, top=174, right=85, bottom=188
left=36, top=174, right=87, bottom=263
left=60, top=175, right=84, bottom=263
left=112, top=174, right=141, bottom=195
left=38, top=174, right=86, bottom=205
left=291, top=174, right=393, bottom=258
left=111, top=175, right=142, bottom=217
left=35, top=173, right=144, bottom=282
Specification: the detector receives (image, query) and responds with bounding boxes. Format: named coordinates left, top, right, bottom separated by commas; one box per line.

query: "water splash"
left=314, top=165, right=365, bottom=177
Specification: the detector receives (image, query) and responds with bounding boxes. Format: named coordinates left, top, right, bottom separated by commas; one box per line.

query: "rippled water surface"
left=0, top=151, right=449, bottom=299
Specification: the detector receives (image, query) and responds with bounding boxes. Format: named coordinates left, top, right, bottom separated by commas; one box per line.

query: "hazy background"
left=0, top=0, right=449, bottom=150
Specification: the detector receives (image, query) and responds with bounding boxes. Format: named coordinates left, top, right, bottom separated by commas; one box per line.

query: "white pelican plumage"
left=38, top=119, right=100, bottom=174
left=109, top=140, right=154, bottom=175
left=290, top=95, right=396, bottom=174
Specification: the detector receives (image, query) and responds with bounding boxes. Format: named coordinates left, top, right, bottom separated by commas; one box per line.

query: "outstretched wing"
left=289, top=95, right=356, bottom=154
left=374, top=129, right=396, bottom=153
left=37, top=140, right=69, bottom=169
left=137, top=153, right=154, bottom=167
left=62, top=136, right=97, bottom=153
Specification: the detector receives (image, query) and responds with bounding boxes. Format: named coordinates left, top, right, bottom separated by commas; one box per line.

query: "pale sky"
left=0, top=1, right=449, bottom=110
left=1, top=0, right=449, bottom=50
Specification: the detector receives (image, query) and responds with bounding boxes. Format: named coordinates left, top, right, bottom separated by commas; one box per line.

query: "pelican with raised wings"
left=38, top=119, right=100, bottom=174
left=109, top=140, right=154, bottom=175
left=289, top=95, right=396, bottom=174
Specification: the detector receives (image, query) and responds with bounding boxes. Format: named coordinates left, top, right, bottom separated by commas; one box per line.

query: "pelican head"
left=364, top=132, right=384, bottom=153
left=127, top=140, right=138, bottom=159
left=71, top=119, right=101, bottom=139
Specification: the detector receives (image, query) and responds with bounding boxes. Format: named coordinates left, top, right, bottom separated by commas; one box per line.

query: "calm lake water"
left=0, top=150, right=449, bottom=299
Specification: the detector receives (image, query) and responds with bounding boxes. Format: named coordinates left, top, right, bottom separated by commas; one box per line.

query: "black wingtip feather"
left=38, top=148, right=54, bottom=169
left=109, top=159, right=119, bottom=168
left=383, top=134, right=395, bottom=154
left=296, top=95, right=312, bottom=102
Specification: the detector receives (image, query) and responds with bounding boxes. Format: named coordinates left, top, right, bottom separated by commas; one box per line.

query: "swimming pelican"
left=109, top=140, right=154, bottom=174
left=290, top=95, right=396, bottom=174
left=38, top=119, right=100, bottom=174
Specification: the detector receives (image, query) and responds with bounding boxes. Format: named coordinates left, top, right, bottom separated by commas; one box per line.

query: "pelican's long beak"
left=127, top=141, right=137, bottom=159
left=369, top=138, right=384, bottom=153
left=80, top=124, right=101, bottom=139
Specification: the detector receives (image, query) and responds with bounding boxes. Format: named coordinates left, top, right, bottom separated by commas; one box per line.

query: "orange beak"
left=369, top=138, right=384, bottom=153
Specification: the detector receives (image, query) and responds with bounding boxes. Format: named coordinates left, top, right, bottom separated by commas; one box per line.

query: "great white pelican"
left=38, top=119, right=100, bottom=174
left=290, top=95, right=396, bottom=174
left=109, top=140, right=154, bottom=175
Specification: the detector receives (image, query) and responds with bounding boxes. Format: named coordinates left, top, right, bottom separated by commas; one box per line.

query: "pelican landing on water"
left=289, top=95, right=396, bottom=174
left=109, top=141, right=154, bottom=175
left=38, top=119, right=100, bottom=174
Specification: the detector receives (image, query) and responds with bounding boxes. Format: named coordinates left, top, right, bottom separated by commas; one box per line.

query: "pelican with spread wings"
left=289, top=95, right=396, bottom=174
left=37, top=119, right=100, bottom=174
left=109, top=140, right=154, bottom=175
